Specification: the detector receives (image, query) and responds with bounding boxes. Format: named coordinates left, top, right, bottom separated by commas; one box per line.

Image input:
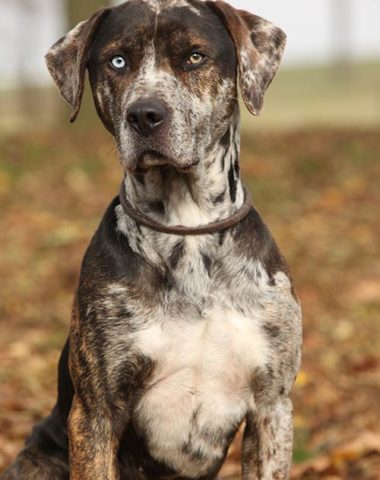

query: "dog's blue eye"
left=110, top=55, right=126, bottom=69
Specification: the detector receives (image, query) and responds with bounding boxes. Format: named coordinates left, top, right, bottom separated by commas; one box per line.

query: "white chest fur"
left=131, top=304, right=269, bottom=477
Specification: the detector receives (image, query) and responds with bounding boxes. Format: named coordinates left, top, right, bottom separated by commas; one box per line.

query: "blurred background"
left=0, top=0, right=379, bottom=478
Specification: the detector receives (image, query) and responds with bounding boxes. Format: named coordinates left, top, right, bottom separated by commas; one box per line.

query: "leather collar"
left=119, top=180, right=252, bottom=236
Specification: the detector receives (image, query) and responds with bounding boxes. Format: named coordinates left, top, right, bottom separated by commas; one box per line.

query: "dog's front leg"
left=69, top=395, right=123, bottom=480
left=241, top=398, right=293, bottom=480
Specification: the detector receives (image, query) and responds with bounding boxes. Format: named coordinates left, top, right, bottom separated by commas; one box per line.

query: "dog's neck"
left=122, top=113, right=244, bottom=229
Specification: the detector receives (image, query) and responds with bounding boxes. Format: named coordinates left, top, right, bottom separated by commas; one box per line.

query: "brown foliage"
left=0, top=129, right=379, bottom=478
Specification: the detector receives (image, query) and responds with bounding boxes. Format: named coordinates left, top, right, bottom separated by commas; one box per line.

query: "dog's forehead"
left=142, top=0, right=201, bottom=14
left=93, top=0, right=229, bottom=50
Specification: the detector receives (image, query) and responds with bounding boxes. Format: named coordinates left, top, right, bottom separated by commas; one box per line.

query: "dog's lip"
left=139, top=149, right=168, bottom=164
left=135, top=149, right=199, bottom=173
left=134, top=150, right=169, bottom=172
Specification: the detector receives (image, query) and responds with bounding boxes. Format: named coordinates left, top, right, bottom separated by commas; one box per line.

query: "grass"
left=241, top=61, right=380, bottom=131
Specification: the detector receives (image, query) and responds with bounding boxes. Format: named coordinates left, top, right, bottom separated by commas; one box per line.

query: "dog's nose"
left=127, top=99, right=166, bottom=134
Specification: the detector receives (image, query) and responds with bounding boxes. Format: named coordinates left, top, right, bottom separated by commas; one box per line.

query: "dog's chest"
left=130, top=303, right=269, bottom=477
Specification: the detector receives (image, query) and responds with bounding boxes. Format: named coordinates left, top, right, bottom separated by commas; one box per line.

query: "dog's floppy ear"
left=208, top=0, right=286, bottom=115
left=45, top=8, right=110, bottom=123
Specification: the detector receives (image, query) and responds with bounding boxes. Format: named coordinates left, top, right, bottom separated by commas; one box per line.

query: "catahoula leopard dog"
left=0, top=1, right=302, bottom=479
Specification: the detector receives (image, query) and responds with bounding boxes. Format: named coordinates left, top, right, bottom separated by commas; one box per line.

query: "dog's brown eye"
left=188, top=52, right=205, bottom=65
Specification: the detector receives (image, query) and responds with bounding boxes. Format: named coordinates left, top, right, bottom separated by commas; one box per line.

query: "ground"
left=0, top=127, right=379, bottom=479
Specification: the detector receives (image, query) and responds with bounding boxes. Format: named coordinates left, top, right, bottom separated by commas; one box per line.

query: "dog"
left=0, top=1, right=302, bottom=479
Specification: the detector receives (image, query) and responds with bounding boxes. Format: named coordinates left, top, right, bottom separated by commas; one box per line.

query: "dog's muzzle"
left=122, top=96, right=199, bottom=173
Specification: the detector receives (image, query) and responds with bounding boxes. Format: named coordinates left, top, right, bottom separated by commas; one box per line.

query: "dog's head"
left=46, top=0, right=286, bottom=173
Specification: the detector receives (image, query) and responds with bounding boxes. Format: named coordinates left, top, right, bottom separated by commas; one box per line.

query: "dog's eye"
left=110, top=55, right=127, bottom=69
left=188, top=52, right=205, bottom=66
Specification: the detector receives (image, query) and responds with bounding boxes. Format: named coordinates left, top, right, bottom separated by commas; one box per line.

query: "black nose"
left=127, top=99, right=166, bottom=134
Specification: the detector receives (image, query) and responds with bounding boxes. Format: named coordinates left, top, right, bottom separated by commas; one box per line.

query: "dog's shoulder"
left=234, top=206, right=291, bottom=281
left=79, top=197, right=139, bottom=286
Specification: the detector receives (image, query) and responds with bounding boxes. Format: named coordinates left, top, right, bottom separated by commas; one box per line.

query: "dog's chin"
left=134, top=150, right=199, bottom=174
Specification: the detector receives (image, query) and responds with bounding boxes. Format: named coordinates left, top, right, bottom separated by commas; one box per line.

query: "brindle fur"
left=0, top=1, right=301, bottom=479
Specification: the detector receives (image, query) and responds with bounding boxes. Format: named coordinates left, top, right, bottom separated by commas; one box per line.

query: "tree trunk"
left=67, top=0, right=109, bottom=127
left=330, top=0, right=352, bottom=81
left=68, top=0, right=108, bottom=26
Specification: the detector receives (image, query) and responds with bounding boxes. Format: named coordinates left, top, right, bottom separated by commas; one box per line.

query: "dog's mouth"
left=135, top=150, right=199, bottom=174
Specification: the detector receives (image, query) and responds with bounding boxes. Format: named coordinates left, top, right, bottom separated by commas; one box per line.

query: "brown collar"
left=119, top=180, right=252, bottom=236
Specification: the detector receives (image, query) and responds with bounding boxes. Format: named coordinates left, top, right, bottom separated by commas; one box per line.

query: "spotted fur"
left=1, top=1, right=301, bottom=480
left=207, top=1, right=287, bottom=115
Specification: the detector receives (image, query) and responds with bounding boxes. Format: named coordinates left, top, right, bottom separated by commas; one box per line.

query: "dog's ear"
left=208, top=1, right=286, bottom=115
left=45, top=8, right=110, bottom=123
